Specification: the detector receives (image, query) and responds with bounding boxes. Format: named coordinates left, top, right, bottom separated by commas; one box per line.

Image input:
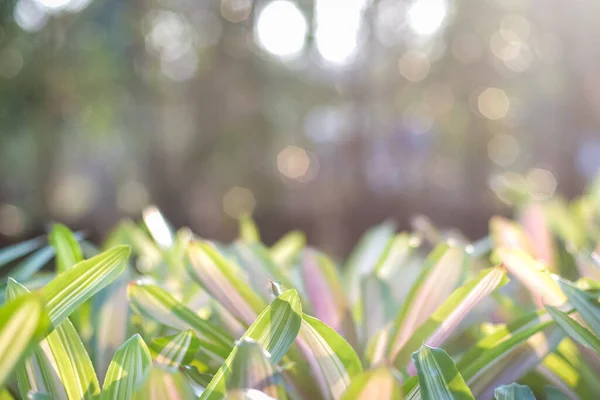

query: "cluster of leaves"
left=1, top=179, right=600, bottom=399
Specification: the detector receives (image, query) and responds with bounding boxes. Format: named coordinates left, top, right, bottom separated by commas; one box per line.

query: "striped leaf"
left=340, top=368, right=403, bottom=400
left=200, top=289, right=303, bottom=400
left=412, top=345, right=474, bottom=400
left=361, top=275, right=396, bottom=345
left=489, top=217, right=535, bottom=255
left=0, top=273, right=54, bottom=304
left=397, top=267, right=508, bottom=372
left=546, top=305, right=600, bottom=354
left=296, top=314, right=363, bottom=400
left=301, top=249, right=356, bottom=344
left=142, top=206, right=174, bottom=249
left=0, top=293, right=49, bottom=387
left=226, top=338, right=286, bottom=399
left=49, top=224, right=83, bottom=274
left=496, top=247, right=566, bottom=307
left=41, top=245, right=130, bottom=328
left=100, top=334, right=152, bottom=400
left=556, top=277, right=600, bottom=335
left=238, top=214, right=260, bottom=243
left=187, top=241, right=266, bottom=326
left=4, top=247, right=55, bottom=285
left=7, top=278, right=100, bottom=400
left=270, top=231, right=305, bottom=266
left=493, top=383, right=535, bottom=400
left=133, top=366, right=195, bottom=400
left=127, top=281, right=232, bottom=351
left=149, top=329, right=201, bottom=372
left=387, top=244, right=466, bottom=363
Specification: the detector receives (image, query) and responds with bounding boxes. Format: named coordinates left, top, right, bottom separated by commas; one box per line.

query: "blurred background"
left=0, top=0, right=599, bottom=257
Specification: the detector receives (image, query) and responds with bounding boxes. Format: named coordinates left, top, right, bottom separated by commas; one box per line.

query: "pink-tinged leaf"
left=490, top=216, right=536, bottom=255
left=387, top=243, right=466, bottom=362
left=496, top=247, right=566, bottom=307
left=399, top=267, right=508, bottom=373
left=519, top=202, right=555, bottom=269
left=187, top=241, right=266, bottom=326
left=301, top=249, right=357, bottom=346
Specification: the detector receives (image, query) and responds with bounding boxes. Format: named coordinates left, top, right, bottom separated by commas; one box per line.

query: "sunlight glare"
left=255, top=0, right=307, bottom=60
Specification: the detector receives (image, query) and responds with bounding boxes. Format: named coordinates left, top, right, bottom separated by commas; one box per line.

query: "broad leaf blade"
left=133, top=366, right=195, bottom=400
left=42, top=245, right=130, bottom=327
left=388, top=244, right=466, bottom=362
left=187, top=241, right=266, bottom=326
left=226, top=338, right=287, bottom=399
left=493, top=383, right=535, bottom=400
left=200, top=289, right=302, bottom=400
left=301, top=249, right=356, bottom=344
left=8, top=278, right=100, bottom=400
left=149, top=329, right=201, bottom=372
left=397, top=267, right=508, bottom=372
left=0, top=294, right=49, bottom=387
left=296, top=314, right=363, bottom=400
left=340, top=368, right=402, bottom=400
left=556, top=277, right=600, bottom=336
left=49, top=224, right=83, bottom=273
left=100, top=334, right=152, bottom=400
left=412, top=345, right=474, bottom=400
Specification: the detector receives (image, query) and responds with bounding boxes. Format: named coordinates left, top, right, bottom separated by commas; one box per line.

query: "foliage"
left=1, top=178, right=600, bottom=399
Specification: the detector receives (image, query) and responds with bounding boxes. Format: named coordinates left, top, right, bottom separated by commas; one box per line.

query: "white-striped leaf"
left=340, top=368, right=402, bottom=400
left=127, top=281, right=232, bottom=351
left=296, top=314, right=363, bottom=400
left=397, top=267, right=508, bottom=372
left=493, top=383, right=535, bottom=400
left=100, top=334, right=152, bottom=400
left=187, top=241, right=266, bottom=326
left=0, top=293, right=49, bottom=387
left=41, top=245, right=130, bottom=328
left=149, top=329, right=201, bottom=372
left=556, top=277, right=600, bottom=336
left=200, top=289, right=302, bottom=400
left=226, top=338, right=286, bottom=399
left=387, top=243, right=466, bottom=362
left=133, top=366, right=195, bottom=400
left=412, top=345, right=474, bottom=400
left=7, top=278, right=100, bottom=400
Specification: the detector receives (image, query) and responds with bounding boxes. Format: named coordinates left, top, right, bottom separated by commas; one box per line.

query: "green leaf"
left=412, top=345, right=475, bottom=400
left=546, top=305, right=600, bottom=354
left=238, top=214, right=260, bottom=243
left=269, top=231, right=305, bottom=266
left=142, top=206, right=175, bottom=249
left=41, top=245, right=130, bottom=327
left=226, top=338, right=286, bottom=399
left=7, top=278, right=100, bottom=400
left=49, top=224, right=84, bottom=273
left=100, top=334, right=152, bottom=400
left=556, top=277, right=600, bottom=336
left=0, top=389, right=15, bottom=400
left=200, top=289, right=303, bottom=400
left=493, top=383, right=535, bottom=400
left=361, top=275, right=396, bottom=345
left=0, top=236, right=45, bottom=267
left=340, top=368, right=403, bottom=400
left=296, top=313, right=363, bottom=400
left=27, top=393, right=52, bottom=400
left=344, top=221, right=396, bottom=322
left=149, top=329, right=201, bottom=372
left=4, top=247, right=56, bottom=284
left=301, top=249, right=357, bottom=345
left=545, top=386, right=568, bottom=400
left=133, top=366, right=195, bottom=400
left=0, top=294, right=50, bottom=387
left=127, top=281, right=233, bottom=351
left=395, top=267, right=508, bottom=371
left=187, top=241, right=266, bottom=325
left=388, top=244, right=466, bottom=363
